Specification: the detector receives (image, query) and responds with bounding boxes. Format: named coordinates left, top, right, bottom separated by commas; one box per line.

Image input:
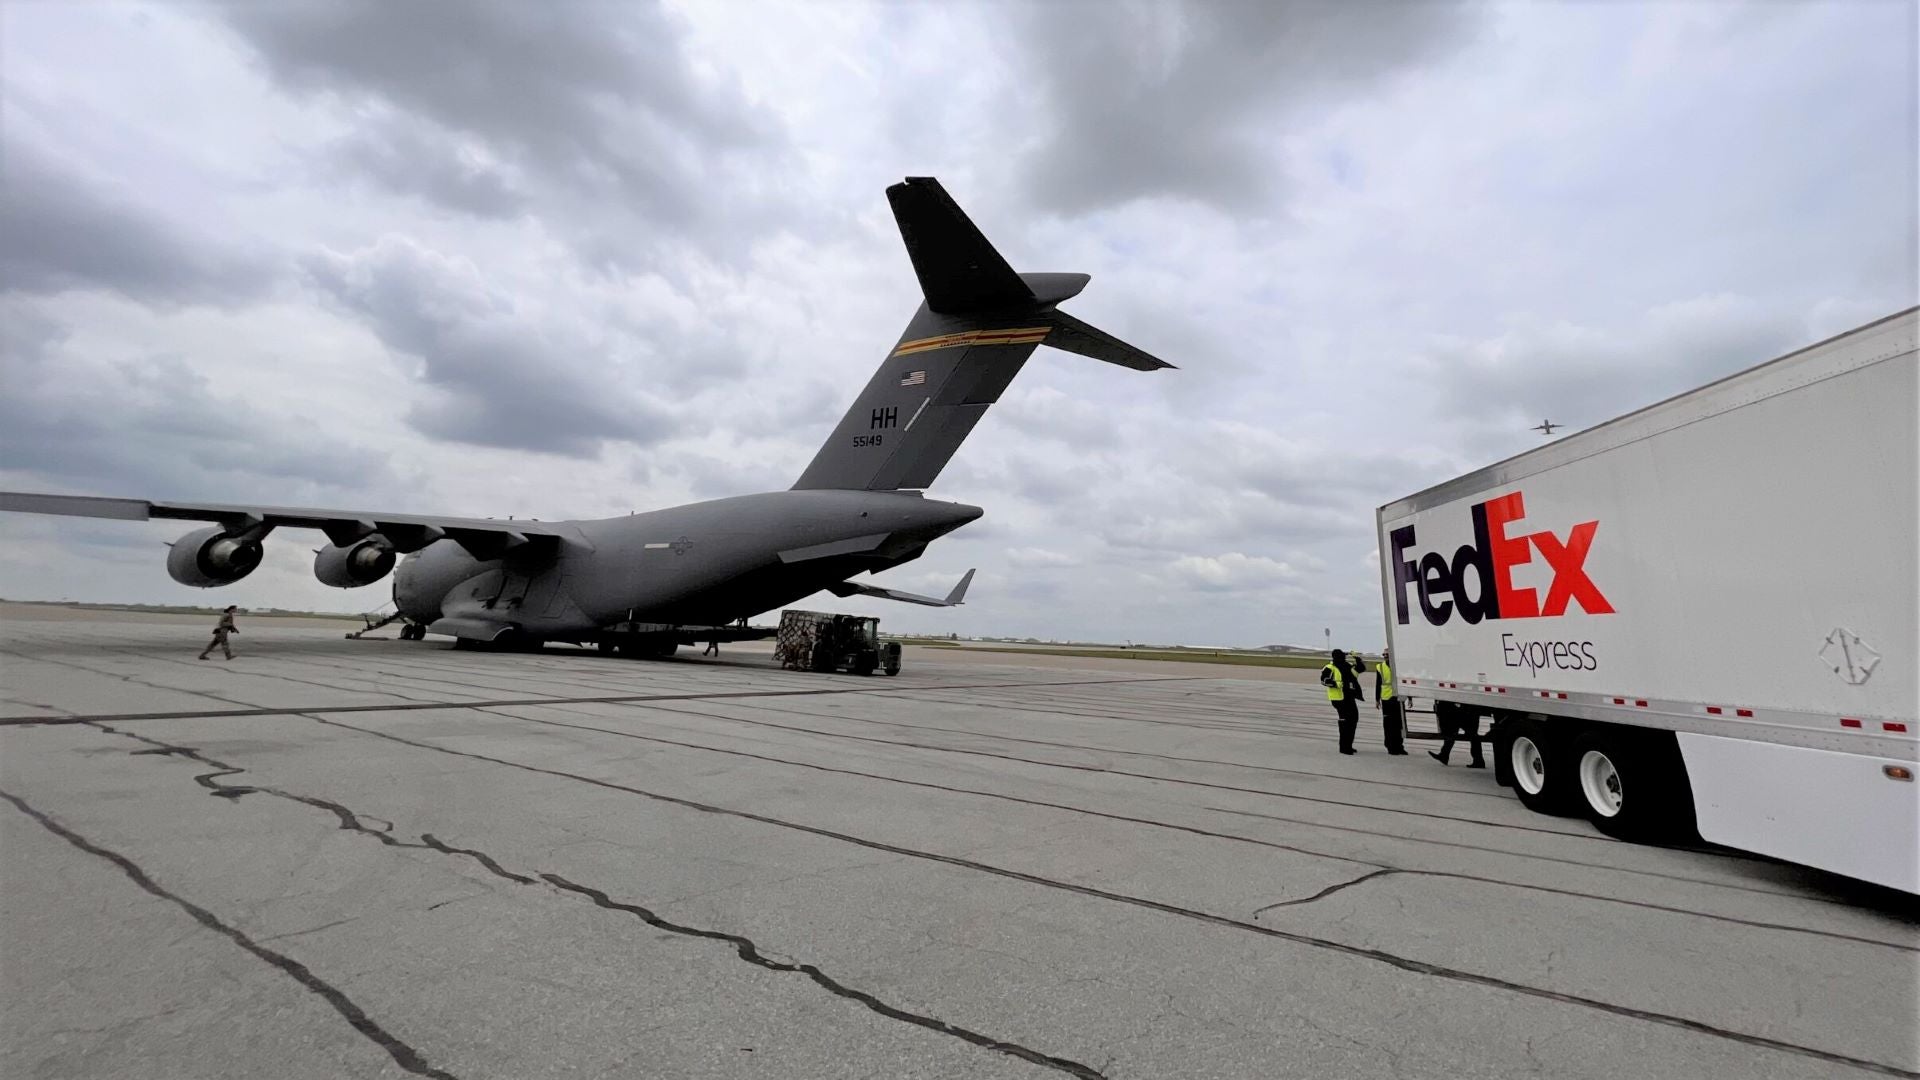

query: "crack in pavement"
left=59, top=720, right=1112, bottom=1079
left=93, top=722, right=537, bottom=884
left=304, top=711, right=1920, bottom=1079
left=542, top=873, right=1109, bottom=1079
left=0, top=786, right=459, bottom=1080
left=1252, top=870, right=1401, bottom=918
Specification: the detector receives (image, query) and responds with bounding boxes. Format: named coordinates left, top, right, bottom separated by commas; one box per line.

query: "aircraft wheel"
left=597, top=639, right=617, bottom=654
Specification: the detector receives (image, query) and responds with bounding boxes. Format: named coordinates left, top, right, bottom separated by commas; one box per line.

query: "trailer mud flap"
left=1678, top=732, right=1919, bottom=893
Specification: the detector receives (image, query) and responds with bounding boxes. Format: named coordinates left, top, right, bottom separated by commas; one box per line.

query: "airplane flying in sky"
left=0, top=178, right=1173, bottom=654
left=1532, top=419, right=1561, bottom=436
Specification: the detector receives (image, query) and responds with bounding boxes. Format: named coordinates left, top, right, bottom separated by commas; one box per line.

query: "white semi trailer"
left=1376, top=308, right=1918, bottom=893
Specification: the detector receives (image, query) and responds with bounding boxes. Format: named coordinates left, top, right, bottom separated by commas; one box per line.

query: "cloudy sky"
left=1, top=0, right=1913, bottom=648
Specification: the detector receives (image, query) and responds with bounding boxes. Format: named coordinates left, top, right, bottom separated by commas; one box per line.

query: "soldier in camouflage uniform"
left=198, top=605, right=239, bottom=660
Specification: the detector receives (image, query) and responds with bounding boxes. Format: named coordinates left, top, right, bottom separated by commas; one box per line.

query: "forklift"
left=773, top=610, right=902, bottom=676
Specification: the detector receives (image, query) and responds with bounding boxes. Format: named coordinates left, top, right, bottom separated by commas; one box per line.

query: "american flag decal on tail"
left=899, top=370, right=926, bottom=386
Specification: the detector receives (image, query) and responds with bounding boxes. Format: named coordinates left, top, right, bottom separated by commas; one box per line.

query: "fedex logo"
left=1390, top=491, right=1615, bottom=627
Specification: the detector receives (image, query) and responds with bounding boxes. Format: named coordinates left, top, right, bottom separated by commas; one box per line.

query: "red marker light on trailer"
left=1885, top=766, right=1913, bottom=782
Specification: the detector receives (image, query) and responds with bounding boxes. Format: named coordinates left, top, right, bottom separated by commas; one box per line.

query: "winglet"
left=945, top=568, right=975, bottom=605
left=825, top=567, right=976, bottom=608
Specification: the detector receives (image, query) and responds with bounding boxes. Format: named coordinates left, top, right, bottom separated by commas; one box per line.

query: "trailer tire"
left=1571, top=730, right=1697, bottom=843
left=1505, top=718, right=1577, bottom=815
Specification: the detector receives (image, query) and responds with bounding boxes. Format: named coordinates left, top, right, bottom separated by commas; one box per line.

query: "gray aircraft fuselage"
left=397, top=490, right=979, bottom=640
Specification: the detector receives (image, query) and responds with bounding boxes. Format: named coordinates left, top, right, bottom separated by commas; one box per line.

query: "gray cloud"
left=669, top=453, right=799, bottom=501
left=0, top=141, right=268, bottom=304
left=327, top=117, right=529, bottom=219
left=215, top=0, right=785, bottom=262
left=1414, top=295, right=1815, bottom=440
left=304, top=236, right=684, bottom=457
left=0, top=303, right=388, bottom=500
left=1014, top=0, right=1477, bottom=214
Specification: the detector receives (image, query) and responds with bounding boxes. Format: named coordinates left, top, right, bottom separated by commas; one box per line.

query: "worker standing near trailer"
left=1375, top=308, right=1918, bottom=894
left=1321, top=649, right=1365, bottom=754
left=1374, top=649, right=1408, bottom=755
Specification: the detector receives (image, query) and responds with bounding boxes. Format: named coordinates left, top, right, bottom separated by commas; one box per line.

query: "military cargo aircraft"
left=0, top=178, right=1172, bottom=654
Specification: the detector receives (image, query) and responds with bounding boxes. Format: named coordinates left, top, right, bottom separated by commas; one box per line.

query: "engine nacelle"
left=314, top=537, right=397, bottom=588
left=166, top=526, right=265, bottom=588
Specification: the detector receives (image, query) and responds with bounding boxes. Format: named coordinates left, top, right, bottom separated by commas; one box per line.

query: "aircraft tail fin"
left=889, top=179, right=1035, bottom=315
left=792, top=177, right=1171, bottom=492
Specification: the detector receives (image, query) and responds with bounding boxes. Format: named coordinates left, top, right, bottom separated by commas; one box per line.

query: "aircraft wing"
left=0, top=492, right=567, bottom=559
left=827, top=568, right=974, bottom=608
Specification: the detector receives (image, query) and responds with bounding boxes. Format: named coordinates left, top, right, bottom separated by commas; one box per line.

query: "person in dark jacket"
left=1320, top=649, right=1365, bottom=754
left=198, top=606, right=238, bottom=661
left=1430, top=700, right=1486, bottom=768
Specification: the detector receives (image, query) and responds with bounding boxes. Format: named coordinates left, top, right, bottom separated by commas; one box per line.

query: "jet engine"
left=166, top=526, right=265, bottom=587
left=314, top=537, right=397, bottom=588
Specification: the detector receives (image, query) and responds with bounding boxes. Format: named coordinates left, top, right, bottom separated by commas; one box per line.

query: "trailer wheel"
left=1570, top=730, right=1697, bottom=843
left=1505, top=718, right=1576, bottom=815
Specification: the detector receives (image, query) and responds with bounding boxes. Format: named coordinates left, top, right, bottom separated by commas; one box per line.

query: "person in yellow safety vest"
left=1372, top=649, right=1408, bottom=755
left=1320, top=649, right=1365, bottom=754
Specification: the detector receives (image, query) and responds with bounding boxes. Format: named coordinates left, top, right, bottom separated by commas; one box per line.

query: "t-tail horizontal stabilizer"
left=792, top=177, right=1172, bottom=493
left=827, top=568, right=974, bottom=608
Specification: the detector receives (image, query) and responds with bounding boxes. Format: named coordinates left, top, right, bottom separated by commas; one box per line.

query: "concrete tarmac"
left=2, top=609, right=1914, bottom=1080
